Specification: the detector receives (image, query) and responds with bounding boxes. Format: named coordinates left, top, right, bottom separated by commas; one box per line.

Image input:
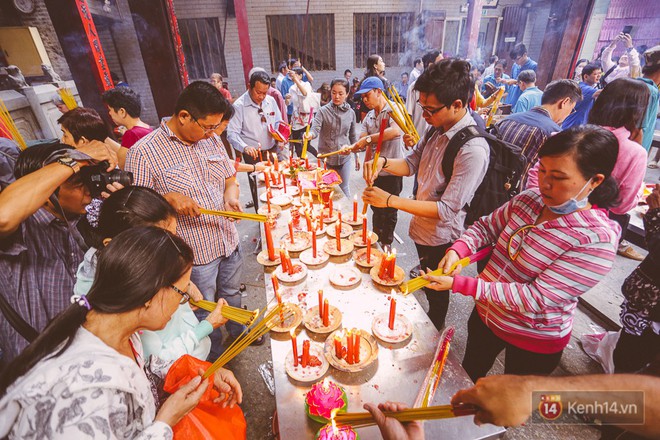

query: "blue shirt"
left=562, top=82, right=598, bottom=129
left=638, top=77, right=659, bottom=151
left=513, top=86, right=543, bottom=114
left=505, top=58, right=538, bottom=106
left=481, top=74, right=510, bottom=95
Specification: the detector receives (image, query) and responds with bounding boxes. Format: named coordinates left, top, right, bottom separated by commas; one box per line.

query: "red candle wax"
left=346, top=330, right=353, bottom=364
left=285, top=250, right=294, bottom=275
left=273, top=152, right=279, bottom=170
left=353, top=196, right=358, bottom=222
left=264, top=171, right=270, bottom=190
left=322, top=298, right=329, bottom=326
left=334, top=335, right=342, bottom=358
left=389, top=297, right=396, bottom=330
left=305, top=211, right=312, bottom=231
left=353, top=331, right=361, bottom=363
left=302, top=340, right=310, bottom=367
left=318, top=289, right=324, bottom=319
left=389, top=249, right=397, bottom=279
left=328, top=197, right=333, bottom=217
left=281, top=172, right=286, bottom=193
left=378, top=252, right=389, bottom=279
left=362, top=217, right=367, bottom=242
left=279, top=249, right=289, bottom=272
left=335, top=221, right=341, bottom=252
left=288, top=221, right=295, bottom=244
left=312, top=228, right=317, bottom=258
left=271, top=276, right=279, bottom=293
left=291, top=330, right=298, bottom=367
left=265, top=221, right=275, bottom=261
left=267, top=154, right=272, bottom=167
left=366, top=233, right=372, bottom=264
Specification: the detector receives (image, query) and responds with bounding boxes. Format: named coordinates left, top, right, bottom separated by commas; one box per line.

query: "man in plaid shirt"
left=126, top=82, right=260, bottom=359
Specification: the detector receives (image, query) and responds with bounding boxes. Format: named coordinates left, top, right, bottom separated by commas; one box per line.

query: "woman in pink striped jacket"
left=423, top=125, right=622, bottom=381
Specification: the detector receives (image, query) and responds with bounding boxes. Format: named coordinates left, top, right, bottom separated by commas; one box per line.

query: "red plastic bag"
left=164, top=355, right=247, bottom=440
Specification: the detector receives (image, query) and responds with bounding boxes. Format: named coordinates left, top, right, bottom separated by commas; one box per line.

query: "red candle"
left=389, top=296, right=396, bottom=330
left=323, top=158, right=327, bottom=170
left=267, top=193, right=272, bottom=213
left=265, top=221, right=275, bottom=261
left=318, top=289, right=324, bottom=319
left=366, top=232, right=372, bottom=264
left=258, top=148, right=263, bottom=162
left=338, top=209, right=342, bottom=228
left=271, top=276, right=279, bottom=293
left=322, top=298, right=329, bottom=326
left=378, top=251, right=390, bottom=279
left=285, top=249, right=294, bottom=275
left=319, top=208, right=324, bottom=225
left=273, top=152, right=279, bottom=170
left=270, top=171, right=277, bottom=185
left=281, top=172, right=286, bottom=193
left=346, top=330, right=353, bottom=364
left=335, top=221, right=341, bottom=252
left=353, top=331, right=361, bottom=363
left=279, top=248, right=289, bottom=272
left=328, top=197, right=333, bottom=217
left=305, top=157, right=310, bottom=169
left=275, top=289, right=282, bottom=305
left=362, top=217, right=367, bottom=243
left=291, top=330, right=298, bottom=367
left=312, top=227, right=317, bottom=258
left=288, top=221, right=295, bottom=244
left=289, top=153, right=294, bottom=168
left=305, top=211, right=312, bottom=231
left=267, top=153, right=272, bottom=167
left=389, top=248, right=397, bottom=279
left=353, top=195, right=358, bottom=222
left=264, top=171, right=271, bottom=190
left=317, top=158, right=321, bottom=168
left=302, top=340, right=310, bottom=367
left=334, top=335, right=342, bottom=358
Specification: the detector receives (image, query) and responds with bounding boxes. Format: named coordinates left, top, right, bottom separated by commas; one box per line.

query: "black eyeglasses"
left=192, top=116, right=223, bottom=134
left=257, top=107, right=267, bottom=123
left=171, top=284, right=191, bottom=305
left=416, top=99, right=447, bottom=116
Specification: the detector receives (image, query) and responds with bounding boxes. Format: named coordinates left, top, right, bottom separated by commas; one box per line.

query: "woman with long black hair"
left=0, top=227, right=242, bottom=439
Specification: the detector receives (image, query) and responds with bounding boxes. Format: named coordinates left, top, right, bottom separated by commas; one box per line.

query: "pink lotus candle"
left=305, top=378, right=348, bottom=424
left=291, top=329, right=298, bottom=367
left=353, top=195, right=358, bottom=222
left=316, top=423, right=357, bottom=440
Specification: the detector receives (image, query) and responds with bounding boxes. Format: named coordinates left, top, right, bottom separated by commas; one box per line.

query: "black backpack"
left=427, top=124, right=527, bottom=226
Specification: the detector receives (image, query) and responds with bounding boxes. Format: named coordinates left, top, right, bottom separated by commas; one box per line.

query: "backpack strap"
left=442, top=125, right=492, bottom=182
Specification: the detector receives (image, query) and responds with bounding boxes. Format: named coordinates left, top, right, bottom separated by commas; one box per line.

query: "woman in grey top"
left=305, top=78, right=357, bottom=197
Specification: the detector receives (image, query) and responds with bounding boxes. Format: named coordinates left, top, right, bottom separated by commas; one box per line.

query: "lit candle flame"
left=331, top=408, right=339, bottom=435
left=322, top=377, right=330, bottom=392
left=290, top=329, right=295, bottom=338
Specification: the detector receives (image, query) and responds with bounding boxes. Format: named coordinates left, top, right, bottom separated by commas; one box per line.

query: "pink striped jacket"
left=450, top=189, right=620, bottom=353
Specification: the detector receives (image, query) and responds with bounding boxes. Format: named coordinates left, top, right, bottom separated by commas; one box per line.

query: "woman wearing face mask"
left=421, top=125, right=621, bottom=380
left=75, top=186, right=228, bottom=361
left=0, top=227, right=243, bottom=439
left=304, top=78, right=357, bottom=197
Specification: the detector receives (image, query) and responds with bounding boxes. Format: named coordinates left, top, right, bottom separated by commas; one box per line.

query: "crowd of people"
left=0, top=25, right=659, bottom=440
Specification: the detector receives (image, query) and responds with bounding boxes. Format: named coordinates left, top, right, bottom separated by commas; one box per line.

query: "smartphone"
left=622, top=25, right=633, bottom=35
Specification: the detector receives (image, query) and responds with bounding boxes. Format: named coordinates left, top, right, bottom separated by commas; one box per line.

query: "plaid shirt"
left=126, top=120, right=239, bottom=265
left=0, top=208, right=85, bottom=362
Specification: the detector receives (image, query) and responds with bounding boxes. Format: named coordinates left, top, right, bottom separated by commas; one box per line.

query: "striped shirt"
left=126, top=120, right=238, bottom=265
left=0, top=208, right=85, bottom=362
left=450, top=189, right=620, bottom=354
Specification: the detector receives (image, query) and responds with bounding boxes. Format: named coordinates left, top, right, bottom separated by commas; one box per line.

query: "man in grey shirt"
left=364, top=59, right=489, bottom=330
left=350, top=76, right=404, bottom=247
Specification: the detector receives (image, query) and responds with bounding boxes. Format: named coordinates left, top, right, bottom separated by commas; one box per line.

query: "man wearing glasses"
left=362, top=60, right=489, bottom=330
left=228, top=70, right=285, bottom=199
left=349, top=76, right=404, bottom=248
left=126, top=81, right=259, bottom=361
left=502, top=43, right=538, bottom=108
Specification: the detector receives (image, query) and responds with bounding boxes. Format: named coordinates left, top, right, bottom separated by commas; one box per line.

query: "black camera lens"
left=79, top=161, right=133, bottom=197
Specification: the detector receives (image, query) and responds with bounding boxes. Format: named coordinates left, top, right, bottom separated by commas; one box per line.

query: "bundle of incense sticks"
left=301, top=108, right=314, bottom=159
left=385, top=85, right=419, bottom=143
left=189, top=299, right=258, bottom=326
left=58, top=87, right=78, bottom=110
left=200, top=208, right=267, bottom=222
left=362, top=116, right=389, bottom=215
left=317, top=147, right=352, bottom=159
left=203, top=304, right=295, bottom=378
left=485, top=86, right=505, bottom=127
left=415, top=326, right=455, bottom=408
left=400, top=246, right=493, bottom=294
left=334, top=403, right=477, bottom=428
left=0, top=99, right=27, bottom=150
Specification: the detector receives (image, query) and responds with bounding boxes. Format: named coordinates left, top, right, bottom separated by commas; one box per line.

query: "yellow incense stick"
left=189, top=299, right=258, bottom=326
left=334, top=404, right=477, bottom=428
left=58, top=88, right=78, bottom=110
left=400, top=257, right=470, bottom=294
left=0, top=99, right=27, bottom=150
left=485, top=87, right=505, bottom=127
left=317, top=147, right=351, bottom=159
left=200, top=208, right=267, bottom=222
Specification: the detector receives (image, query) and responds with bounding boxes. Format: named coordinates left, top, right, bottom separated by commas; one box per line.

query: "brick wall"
left=19, top=1, right=73, bottom=81
left=172, top=0, right=529, bottom=98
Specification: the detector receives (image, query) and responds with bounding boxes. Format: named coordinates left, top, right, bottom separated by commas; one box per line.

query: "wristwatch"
left=57, top=156, right=81, bottom=174
left=365, top=135, right=373, bottom=144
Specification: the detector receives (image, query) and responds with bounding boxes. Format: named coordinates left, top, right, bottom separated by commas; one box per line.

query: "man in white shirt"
left=409, top=58, right=423, bottom=83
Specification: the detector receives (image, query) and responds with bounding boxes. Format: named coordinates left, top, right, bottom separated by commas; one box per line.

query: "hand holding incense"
left=362, top=116, right=389, bottom=215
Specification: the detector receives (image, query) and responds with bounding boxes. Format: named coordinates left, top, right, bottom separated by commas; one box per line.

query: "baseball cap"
left=354, top=77, right=385, bottom=97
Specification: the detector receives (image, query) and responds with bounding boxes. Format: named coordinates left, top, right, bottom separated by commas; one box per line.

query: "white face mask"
left=547, top=178, right=592, bottom=215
